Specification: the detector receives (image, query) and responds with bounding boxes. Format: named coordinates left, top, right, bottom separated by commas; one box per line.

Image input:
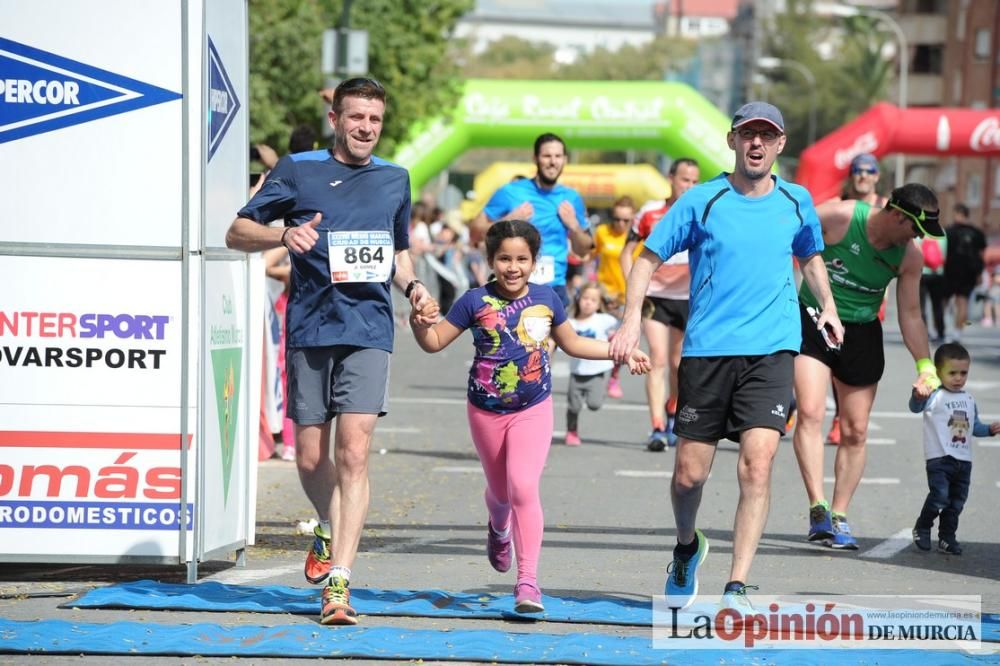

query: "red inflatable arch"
left=794, top=103, right=1000, bottom=203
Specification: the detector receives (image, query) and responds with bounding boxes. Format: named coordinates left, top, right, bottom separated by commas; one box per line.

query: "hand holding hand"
left=990, top=421, right=1000, bottom=437
left=609, top=317, right=640, bottom=365
left=912, top=380, right=932, bottom=400
left=282, top=213, right=322, bottom=254
left=410, top=297, right=440, bottom=328
left=627, top=348, right=652, bottom=375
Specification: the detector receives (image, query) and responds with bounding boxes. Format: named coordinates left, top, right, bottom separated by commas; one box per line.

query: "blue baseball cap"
left=731, top=101, right=784, bottom=132
left=850, top=153, right=879, bottom=173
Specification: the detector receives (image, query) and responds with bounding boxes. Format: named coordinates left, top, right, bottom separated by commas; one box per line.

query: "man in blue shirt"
left=226, top=78, right=435, bottom=626
left=611, top=102, right=844, bottom=610
left=475, top=133, right=592, bottom=306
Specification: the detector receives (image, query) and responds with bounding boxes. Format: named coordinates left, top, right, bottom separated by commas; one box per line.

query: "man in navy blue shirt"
left=226, top=78, right=435, bottom=626
left=611, top=102, right=844, bottom=610
left=475, top=133, right=593, bottom=306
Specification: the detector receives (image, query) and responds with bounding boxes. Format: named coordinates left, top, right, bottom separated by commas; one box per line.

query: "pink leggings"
left=466, top=397, right=553, bottom=586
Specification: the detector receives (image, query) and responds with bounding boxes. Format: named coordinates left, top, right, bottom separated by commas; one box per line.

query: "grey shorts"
left=286, top=346, right=390, bottom=425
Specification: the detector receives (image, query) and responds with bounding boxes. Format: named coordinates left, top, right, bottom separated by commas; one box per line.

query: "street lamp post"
left=757, top=56, right=817, bottom=146
left=815, top=2, right=908, bottom=186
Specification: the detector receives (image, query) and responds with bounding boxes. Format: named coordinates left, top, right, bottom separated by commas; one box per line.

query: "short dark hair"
left=669, top=157, right=699, bottom=175
left=288, top=124, right=317, bottom=153
left=331, top=77, right=386, bottom=115
left=888, top=183, right=937, bottom=212
left=934, top=342, right=970, bottom=368
left=485, top=220, right=541, bottom=263
left=533, top=132, right=566, bottom=157
left=954, top=203, right=970, bottom=218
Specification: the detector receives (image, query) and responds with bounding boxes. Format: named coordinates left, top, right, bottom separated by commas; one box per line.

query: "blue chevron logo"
left=0, top=37, right=181, bottom=144
left=207, top=36, right=241, bottom=162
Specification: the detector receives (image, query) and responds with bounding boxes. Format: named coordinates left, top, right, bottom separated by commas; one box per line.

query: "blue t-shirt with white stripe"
left=237, top=149, right=411, bottom=352
left=644, top=174, right=824, bottom=357
left=482, top=178, right=588, bottom=287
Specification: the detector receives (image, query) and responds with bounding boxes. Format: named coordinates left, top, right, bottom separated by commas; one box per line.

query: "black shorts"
left=946, top=269, right=980, bottom=299
left=644, top=296, right=689, bottom=330
left=674, top=352, right=794, bottom=444
left=799, top=303, right=884, bottom=386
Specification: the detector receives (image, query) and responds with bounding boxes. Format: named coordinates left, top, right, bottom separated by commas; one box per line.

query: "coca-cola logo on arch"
left=970, top=117, right=1000, bottom=152
left=834, top=131, right=879, bottom=170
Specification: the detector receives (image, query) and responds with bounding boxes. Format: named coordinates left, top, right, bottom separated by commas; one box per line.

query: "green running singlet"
left=800, top=200, right=906, bottom=324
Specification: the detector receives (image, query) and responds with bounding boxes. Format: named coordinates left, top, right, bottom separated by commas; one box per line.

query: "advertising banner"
left=0, top=256, right=191, bottom=559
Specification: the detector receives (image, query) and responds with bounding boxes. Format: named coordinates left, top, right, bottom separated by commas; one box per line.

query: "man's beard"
left=536, top=165, right=562, bottom=187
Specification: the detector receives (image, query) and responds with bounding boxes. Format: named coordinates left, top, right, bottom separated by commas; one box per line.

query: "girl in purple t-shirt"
left=410, top=220, right=650, bottom=613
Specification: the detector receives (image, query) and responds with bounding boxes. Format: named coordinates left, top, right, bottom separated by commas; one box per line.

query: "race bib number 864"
left=328, top=230, right=394, bottom=283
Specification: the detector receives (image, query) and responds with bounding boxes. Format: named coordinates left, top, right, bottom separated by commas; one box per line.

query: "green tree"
left=248, top=0, right=326, bottom=150
left=760, top=0, right=893, bottom=156
left=458, top=36, right=557, bottom=79
left=556, top=36, right=694, bottom=82
left=248, top=0, right=472, bottom=155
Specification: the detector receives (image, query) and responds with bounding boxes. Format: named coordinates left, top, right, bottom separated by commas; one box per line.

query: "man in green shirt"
left=792, top=183, right=944, bottom=549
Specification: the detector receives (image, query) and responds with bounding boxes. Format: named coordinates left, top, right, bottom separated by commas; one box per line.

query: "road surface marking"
left=866, top=438, right=896, bottom=445
left=615, top=470, right=672, bottom=478
left=824, top=477, right=899, bottom=484
left=433, top=466, right=482, bottom=473
left=860, top=528, right=913, bottom=560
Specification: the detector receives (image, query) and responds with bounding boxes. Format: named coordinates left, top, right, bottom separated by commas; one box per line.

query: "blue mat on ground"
left=1, top=618, right=995, bottom=664
left=65, top=579, right=652, bottom=626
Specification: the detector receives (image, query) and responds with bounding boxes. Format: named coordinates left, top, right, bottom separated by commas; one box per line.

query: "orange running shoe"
left=304, top=525, right=331, bottom=584
left=825, top=417, right=841, bottom=446
left=320, top=576, right=358, bottom=625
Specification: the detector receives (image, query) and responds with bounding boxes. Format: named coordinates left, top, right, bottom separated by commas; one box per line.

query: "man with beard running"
left=475, top=133, right=592, bottom=306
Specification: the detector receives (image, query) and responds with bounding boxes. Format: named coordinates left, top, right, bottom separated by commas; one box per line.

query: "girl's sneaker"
left=607, top=376, right=623, bottom=398
left=514, top=582, right=544, bottom=613
left=487, top=521, right=512, bottom=572
left=565, top=431, right=581, bottom=446
left=281, top=445, right=296, bottom=462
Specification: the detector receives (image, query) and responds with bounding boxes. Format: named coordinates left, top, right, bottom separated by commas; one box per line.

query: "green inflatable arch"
left=390, top=79, right=735, bottom=197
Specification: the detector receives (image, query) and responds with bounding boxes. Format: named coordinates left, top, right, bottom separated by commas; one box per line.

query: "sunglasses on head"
left=887, top=196, right=939, bottom=238
left=852, top=167, right=878, bottom=176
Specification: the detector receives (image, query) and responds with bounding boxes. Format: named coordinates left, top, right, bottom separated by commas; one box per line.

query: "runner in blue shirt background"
left=475, top=132, right=593, bottom=306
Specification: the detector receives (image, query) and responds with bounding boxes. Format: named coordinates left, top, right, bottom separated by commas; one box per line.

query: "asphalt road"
left=2, top=300, right=999, bottom=664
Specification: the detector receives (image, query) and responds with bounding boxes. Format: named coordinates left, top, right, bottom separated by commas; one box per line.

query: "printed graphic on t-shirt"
left=447, top=284, right=565, bottom=413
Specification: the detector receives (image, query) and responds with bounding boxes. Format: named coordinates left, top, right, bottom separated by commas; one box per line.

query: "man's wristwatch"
left=404, top=279, right=423, bottom=298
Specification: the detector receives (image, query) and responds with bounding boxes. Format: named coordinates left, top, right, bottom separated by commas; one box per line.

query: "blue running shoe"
left=808, top=502, right=833, bottom=542
left=666, top=416, right=678, bottom=448
left=828, top=515, right=859, bottom=550
left=664, top=528, right=709, bottom=609
left=720, top=582, right=759, bottom=611
left=647, top=429, right=669, bottom=452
